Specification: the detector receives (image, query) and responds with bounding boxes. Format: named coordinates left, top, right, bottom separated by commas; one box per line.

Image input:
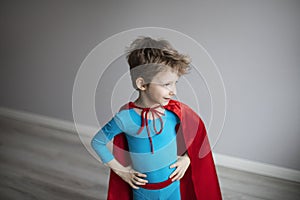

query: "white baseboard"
left=213, top=153, right=300, bottom=183
left=0, top=106, right=299, bottom=183
left=0, top=107, right=97, bottom=136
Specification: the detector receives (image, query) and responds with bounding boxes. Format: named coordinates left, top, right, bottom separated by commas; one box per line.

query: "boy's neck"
left=134, top=97, right=160, bottom=108
left=134, top=91, right=167, bottom=108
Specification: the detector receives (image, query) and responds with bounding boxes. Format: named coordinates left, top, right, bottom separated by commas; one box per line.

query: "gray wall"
left=1, top=0, right=300, bottom=170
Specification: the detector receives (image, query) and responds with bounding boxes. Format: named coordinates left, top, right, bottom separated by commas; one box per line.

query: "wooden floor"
left=0, top=115, right=299, bottom=200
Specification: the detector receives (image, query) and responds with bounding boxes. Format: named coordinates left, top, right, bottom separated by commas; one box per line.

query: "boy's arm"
left=91, top=117, right=122, bottom=163
left=91, top=115, right=148, bottom=189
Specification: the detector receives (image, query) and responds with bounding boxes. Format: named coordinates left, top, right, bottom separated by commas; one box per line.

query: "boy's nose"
left=169, top=86, right=177, bottom=96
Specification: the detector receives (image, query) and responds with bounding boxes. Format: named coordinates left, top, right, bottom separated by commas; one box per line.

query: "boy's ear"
left=136, top=77, right=147, bottom=90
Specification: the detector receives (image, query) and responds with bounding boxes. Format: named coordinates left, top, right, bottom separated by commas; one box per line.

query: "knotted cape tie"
left=129, top=102, right=165, bottom=153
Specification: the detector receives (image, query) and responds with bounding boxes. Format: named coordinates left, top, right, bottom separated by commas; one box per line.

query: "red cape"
left=107, top=100, right=222, bottom=200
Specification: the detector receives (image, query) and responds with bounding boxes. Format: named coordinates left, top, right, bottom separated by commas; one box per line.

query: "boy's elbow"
left=90, top=136, right=97, bottom=150
left=90, top=131, right=109, bottom=151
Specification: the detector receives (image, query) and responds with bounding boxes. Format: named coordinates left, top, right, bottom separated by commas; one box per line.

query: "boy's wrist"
left=182, top=152, right=190, bottom=163
left=182, top=152, right=189, bottom=158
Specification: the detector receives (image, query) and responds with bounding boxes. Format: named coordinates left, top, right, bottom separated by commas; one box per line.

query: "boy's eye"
left=162, top=81, right=178, bottom=87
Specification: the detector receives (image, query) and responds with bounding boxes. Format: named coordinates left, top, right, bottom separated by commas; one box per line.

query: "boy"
left=91, top=37, right=222, bottom=200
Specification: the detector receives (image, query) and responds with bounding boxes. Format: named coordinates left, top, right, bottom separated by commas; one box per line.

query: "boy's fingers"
left=133, top=180, right=146, bottom=185
left=136, top=173, right=147, bottom=178
left=134, top=176, right=148, bottom=184
left=170, top=162, right=178, bottom=168
left=169, top=168, right=179, bottom=179
left=169, top=173, right=174, bottom=179
left=133, top=171, right=147, bottom=178
left=171, top=172, right=182, bottom=181
left=130, top=182, right=139, bottom=189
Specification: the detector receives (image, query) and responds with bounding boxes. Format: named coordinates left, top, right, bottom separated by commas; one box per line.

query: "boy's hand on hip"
left=115, top=166, right=148, bottom=189
left=106, top=159, right=148, bottom=189
left=169, top=154, right=190, bottom=182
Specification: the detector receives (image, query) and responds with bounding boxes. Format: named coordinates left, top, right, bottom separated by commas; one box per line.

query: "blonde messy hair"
left=126, top=36, right=191, bottom=90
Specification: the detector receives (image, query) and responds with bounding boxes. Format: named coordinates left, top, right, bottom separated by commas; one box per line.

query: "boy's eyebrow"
left=162, top=78, right=179, bottom=83
left=158, top=80, right=179, bottom=84
left=156, top=78, right=172, bottom=82
left=152, top=76, right=179, bottom=84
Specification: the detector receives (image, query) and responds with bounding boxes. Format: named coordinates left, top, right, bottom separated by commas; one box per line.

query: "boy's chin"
left=161, top=99, right=171, bottom=106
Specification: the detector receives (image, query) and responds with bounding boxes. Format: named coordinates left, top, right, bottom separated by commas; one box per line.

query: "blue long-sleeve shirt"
left=91, top=108, right=180, bottom=183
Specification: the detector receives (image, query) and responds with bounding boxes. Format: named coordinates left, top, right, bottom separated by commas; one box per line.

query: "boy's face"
left=143, top=68, right=179, bottom=106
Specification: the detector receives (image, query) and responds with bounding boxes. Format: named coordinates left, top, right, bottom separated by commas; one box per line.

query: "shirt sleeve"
left=91, top=115, right=124, bottom=163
